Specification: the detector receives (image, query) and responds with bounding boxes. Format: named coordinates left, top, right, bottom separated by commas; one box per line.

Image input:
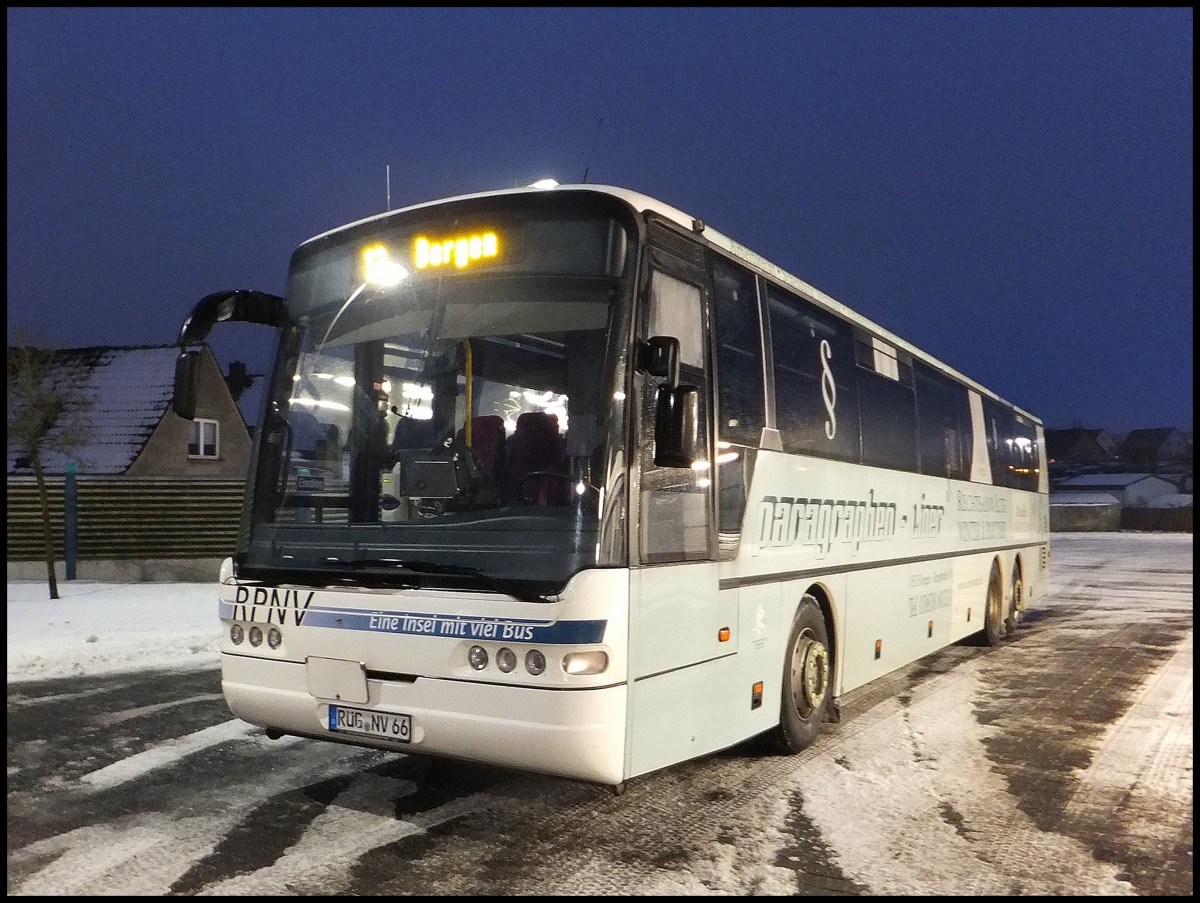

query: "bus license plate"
left=328, top=705, right=412, bottom=743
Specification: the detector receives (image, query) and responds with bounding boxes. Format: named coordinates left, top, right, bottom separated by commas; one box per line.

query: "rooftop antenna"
left=581, top=117, right=603, bottom=184
left=386, top=164, right=391, bottom=211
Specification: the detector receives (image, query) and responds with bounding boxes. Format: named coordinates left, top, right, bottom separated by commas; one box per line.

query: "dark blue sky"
left=7, top=8, right=1192, bottom=432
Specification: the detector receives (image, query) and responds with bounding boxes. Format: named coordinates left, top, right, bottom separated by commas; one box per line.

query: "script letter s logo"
left=820, top=339, right=837, bottom=439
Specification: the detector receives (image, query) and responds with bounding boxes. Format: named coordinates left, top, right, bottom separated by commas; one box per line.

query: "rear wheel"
left=1007, top=560, right=1024, bottom=635
left=769, top=595, right=832, bottom=754
left=978, top=560, right=1007, bottom=647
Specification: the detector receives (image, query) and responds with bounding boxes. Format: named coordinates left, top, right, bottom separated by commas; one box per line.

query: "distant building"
left=1118, top=428, right=1191, bottom=470
left=6, top=344, right=251, bottom=479
left=1044, top=428, right=1119, bottom=467
left=1054, top=473, right=1177, bottom=507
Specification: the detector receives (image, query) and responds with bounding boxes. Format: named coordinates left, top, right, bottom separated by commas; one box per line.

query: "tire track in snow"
left=10, top=736, right=382, bottom=895
left=791, top=664, right=1137, bottom=895
left=196, top=771, right=506, bottom=895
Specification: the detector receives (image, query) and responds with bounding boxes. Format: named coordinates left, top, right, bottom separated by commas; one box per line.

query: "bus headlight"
left=248, top=626, right=263, bottom=647
left=525, top=649, right=546, bottom=675
left=230, top=624, right=244, bottom=645
left=468, top=645, right=488, bottom=670
left=267, top=627, right=283, bottom=649
left=563, top=650, right=608, bottom=675
left=496, top=647, right=517, bottom=673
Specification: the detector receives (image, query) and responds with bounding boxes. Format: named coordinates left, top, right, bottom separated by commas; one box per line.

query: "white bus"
left=172, top=183, right=1049, bottom=791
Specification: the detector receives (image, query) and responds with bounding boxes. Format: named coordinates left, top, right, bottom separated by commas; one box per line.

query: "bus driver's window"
left=638, top=269, right=713, bottom=563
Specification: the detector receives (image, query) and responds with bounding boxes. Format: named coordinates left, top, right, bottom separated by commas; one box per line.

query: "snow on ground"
left=7, top=580, right=220, bottom=683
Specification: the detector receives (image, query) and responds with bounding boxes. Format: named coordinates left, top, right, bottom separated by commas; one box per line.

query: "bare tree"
left=7, top=332, right=94, bottom=599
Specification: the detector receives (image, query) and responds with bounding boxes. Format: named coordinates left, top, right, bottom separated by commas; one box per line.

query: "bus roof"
left=299, top=183, right=1041, bottom=425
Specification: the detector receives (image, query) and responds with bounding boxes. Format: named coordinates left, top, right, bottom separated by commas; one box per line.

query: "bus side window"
left=710, top=255, right=765, bottom=447
left=983, top=398, right=1017, bottom=488
left=855, top=332, right=919, bottom=473
left=709, top=254, right=764, bottom=560
left=915, top=362, right=971, bottom=480
left=766, top=285, right=860, bottom=463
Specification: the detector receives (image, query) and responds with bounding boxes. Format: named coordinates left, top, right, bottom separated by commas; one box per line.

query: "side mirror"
left=654, top=384, right=699, bottom=468
left=636, top=335, right=681, bottom=386
left=177, top=289, right=289, bottom=345
left=172, top=350, right=202, bottom=420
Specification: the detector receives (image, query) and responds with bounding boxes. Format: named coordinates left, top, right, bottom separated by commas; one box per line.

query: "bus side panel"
left=624, top=650, right=740, bottom=780
left=732, top=581, right=790, bottom=736
left=625, top=563, right=739, bottom=779
left=839, top=551, right=998, bottom=693
left=624, top=579, right=798, bottom=780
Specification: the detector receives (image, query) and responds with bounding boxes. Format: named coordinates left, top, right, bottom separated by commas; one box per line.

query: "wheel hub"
left=796, top=637, right=829, bottom=709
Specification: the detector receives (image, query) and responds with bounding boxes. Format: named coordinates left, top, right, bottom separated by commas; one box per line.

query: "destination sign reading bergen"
left=359, top=230, right=501, bottom=286
left=414, top=231, right=499, bottom=270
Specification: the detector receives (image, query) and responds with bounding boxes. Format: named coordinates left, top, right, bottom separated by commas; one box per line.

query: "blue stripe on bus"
left=218, top=598, right=606, bottom=644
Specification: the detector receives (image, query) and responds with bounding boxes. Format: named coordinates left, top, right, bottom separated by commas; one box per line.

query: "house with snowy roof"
left=1053, top=473, right=1178, bottom=507
left=6, top=344, right=251, bottom=479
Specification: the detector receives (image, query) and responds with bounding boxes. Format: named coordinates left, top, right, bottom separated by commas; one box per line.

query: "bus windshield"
left=240, top=194, right=639, bottom=595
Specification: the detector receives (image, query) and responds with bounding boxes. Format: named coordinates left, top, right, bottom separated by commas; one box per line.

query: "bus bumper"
left=221, top=653, right=628, bottom=785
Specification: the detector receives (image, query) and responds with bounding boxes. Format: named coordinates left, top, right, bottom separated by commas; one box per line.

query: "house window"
left=189, top=419, right=219, bottom=459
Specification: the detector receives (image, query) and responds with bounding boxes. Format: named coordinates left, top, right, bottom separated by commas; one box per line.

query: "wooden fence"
left=7, top=476, right=246, bottom=561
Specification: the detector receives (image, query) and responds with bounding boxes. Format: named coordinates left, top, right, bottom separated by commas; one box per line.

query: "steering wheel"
left=514, top=471, right=600, bottom=505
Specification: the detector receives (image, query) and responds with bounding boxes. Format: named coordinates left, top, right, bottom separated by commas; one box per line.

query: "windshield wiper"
left=362, top=559, right=558, bottom=604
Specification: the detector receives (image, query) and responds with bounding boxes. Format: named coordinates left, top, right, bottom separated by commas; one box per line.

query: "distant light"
left=528, top=178, right=558, bottom=190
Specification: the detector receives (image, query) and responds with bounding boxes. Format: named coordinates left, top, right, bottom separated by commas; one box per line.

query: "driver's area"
left=274, top=325, right=605, bottom=527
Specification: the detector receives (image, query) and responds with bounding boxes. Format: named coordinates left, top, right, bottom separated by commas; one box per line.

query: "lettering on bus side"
left=365, top=615, right=536, bottom=641
left=753, top=491, right=899, bottom=558
left=907, top=567, right=952, bottom=617
left=911, top=493, right=946, bottom=537
left=233, top=586, right=316, bottom=626
left=954, top=490, right=1009, bottom=541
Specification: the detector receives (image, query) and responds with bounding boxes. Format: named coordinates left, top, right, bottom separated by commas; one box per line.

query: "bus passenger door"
left=627, top=226, right=736, bottom=778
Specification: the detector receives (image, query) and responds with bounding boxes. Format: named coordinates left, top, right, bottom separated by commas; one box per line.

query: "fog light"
left=267, top=627, right=283, bottom=649
left=468, top=645, right=488, bottom=670
left=563, top=650, right=608, bottom=675
left=248, top=626, right=263, bottom=647
left=496, top=647, right=517, bottom=673
left=230, top=624, right=244, bottom=645
left=525, top=649, right=546, bottom=675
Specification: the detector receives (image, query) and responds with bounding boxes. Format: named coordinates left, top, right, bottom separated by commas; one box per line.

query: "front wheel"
left=768, top=595, right=833, bottom=754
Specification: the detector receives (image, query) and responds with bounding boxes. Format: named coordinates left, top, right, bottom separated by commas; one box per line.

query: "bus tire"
left=769, top=595, right=832, bottom=754
left=1007, top=559, right=1024, bottom=635
left=977, top=560, right=1007, bottom=647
